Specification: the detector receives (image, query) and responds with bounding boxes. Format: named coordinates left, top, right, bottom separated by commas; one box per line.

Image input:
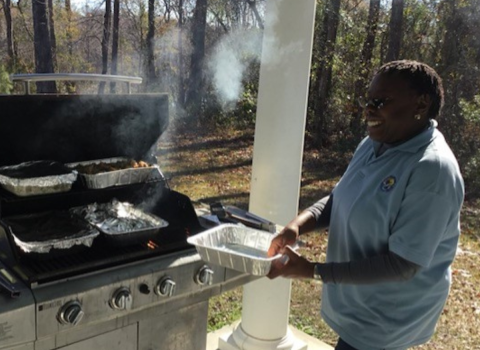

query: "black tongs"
left=0, top=261, right=21, bottom=298
left=210, top=202, right=276, bottom=233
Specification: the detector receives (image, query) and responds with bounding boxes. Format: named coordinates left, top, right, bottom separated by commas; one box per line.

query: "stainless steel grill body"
left=0, top=86, right=256, bottom=350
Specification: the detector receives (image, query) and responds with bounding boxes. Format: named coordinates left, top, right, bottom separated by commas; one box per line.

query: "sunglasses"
left=358, top=97, right=391, bottom=110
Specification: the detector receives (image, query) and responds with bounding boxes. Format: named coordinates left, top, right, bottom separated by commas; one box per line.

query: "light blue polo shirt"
left=321, top=120, right=464, bottom=350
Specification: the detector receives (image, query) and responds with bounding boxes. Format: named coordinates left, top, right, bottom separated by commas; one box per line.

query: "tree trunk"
left=439, top=0, right=462, bottom=144
left=145, top=0, right=157, bottom=90
left=32, top=0, right=56, bottom=93
left=177, top=0, right=185, bottom=108
left=98, top=0, right=111, bottom=94
left=110, top=0, right=120, bottom=93
left=351, top=0, right=381, bottom=142
left=1, top=0, right=15, bottom=68
left=63, top=0, right=76, bottom=93
left=65, top=0, right=73, bottom=57
left=246, top=0, right=264, bottom=29
left=185, top=0, right=208, bottom=122
left=47, top=0, right=57, bottom=70
left=314, top=0, right=341, bottom=148
left=386, top=0, right=404, bottom=62
left=231, top=0, right=240, bottom=28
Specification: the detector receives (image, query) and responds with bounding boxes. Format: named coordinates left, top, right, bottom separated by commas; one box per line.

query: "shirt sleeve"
left=306, top=194, right=333, bottom=231
left=316, top=251, right=420, bottom=284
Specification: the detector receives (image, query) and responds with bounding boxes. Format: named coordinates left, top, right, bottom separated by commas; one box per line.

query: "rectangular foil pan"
left=71, top=201, right=169, bottom=246
left=0, top=161, right=77, bottom=197
left=3, top=211, right=100, bottom=254
left=67, top=157, right=163, bottom=189
left=187, top=224, right=280, bottom=276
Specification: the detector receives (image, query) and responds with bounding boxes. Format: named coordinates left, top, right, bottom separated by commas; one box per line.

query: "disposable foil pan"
left=67, top=157, right=163, bottom=189
left=187, top=224, right=280, bottom=276
left=0, top=161, right=77, bottom=197
left=71, top=200, right=169, bottom=245
left=3, top=211, right=100, bottom=254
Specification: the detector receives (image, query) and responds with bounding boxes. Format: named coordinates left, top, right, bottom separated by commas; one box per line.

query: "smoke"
left=207, top=29, right=263, bottom=107
left=206, top=1, right=301, bottom=107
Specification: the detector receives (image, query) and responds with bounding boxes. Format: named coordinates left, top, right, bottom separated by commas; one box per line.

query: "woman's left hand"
left=267, top=246, right=315, bottom=279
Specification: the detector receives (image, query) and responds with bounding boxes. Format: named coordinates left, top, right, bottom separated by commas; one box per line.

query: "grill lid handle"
left=0, top=261, right=21, bottom=299
left=10, top=73, right=142, bottom=95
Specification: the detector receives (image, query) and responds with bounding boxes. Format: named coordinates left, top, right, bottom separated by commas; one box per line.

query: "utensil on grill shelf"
left=209, top=202, right=276, bottom=233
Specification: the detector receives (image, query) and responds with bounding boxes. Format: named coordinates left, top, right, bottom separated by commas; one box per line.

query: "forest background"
left=1, top=0, right=479, bottom=197
left=0, top=1, right=480, bottom=348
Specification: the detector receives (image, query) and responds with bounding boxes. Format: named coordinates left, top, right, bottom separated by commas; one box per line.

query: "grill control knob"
left=195, top=265, right=214, bottom=286
left=139, top=283, right=151, bottom=295
left=109, top=287, right=133, bottom=310
left=155, top=276, right=176, bottom=297
left=58, top=301, right=84, bottom=326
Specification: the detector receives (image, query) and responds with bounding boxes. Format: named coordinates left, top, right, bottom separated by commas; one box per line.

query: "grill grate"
left=19, top=234, right=189, bottom=286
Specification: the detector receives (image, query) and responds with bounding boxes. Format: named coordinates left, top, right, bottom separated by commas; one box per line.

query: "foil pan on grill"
left=71, top=200, right=168, bottom=245
left=187, top=224, right=280, bottom=276
left=67, top=157, right=163, bottom=189
left=3, top=211, right=99, bottom=254
left=0, top=161, right=77, bottom=197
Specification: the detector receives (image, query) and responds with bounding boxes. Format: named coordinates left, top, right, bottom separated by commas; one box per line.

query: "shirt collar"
left=371, top=119, right=438, bottom=154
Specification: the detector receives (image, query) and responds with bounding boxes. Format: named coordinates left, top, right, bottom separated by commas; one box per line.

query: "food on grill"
left=0, top=161, right=78, bottom=197
left=3, top=211, right=100, bottom=253
left=71, top=200, right=168, bottom=244
left=67, top=158, right=161, bottom=189
left=72, top=159, right=150, bottom=175
left=0, top=161, right=71, bottom=178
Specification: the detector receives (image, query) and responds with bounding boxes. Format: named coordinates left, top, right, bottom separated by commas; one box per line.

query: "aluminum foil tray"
left=3, top=211, right=100, bottom=254
left=67, top=157, right=163, bottom=189
left=71, top=200, right=168, bottom=246
left=187, top=224, right=280, bottom=276
left=0, top=161, right=77, bottom=197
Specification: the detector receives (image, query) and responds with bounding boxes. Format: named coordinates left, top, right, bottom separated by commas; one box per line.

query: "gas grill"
left=0, top=75, right=257, bottom=350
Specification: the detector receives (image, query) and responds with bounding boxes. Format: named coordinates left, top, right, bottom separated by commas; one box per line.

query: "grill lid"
left=0, top=94, right=169, bottom=167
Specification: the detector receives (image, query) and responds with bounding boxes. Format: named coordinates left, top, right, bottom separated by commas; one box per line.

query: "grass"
left=157, top=124, right=480, bottom=349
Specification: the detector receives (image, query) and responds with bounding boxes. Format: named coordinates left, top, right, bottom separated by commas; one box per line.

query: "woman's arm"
left=267, top=194, right=332, bottom=257
left=315, top=251, right=420, bottom=284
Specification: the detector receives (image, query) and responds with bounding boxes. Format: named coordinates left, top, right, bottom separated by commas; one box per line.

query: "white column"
left=218, top=0, right=316, bottom=349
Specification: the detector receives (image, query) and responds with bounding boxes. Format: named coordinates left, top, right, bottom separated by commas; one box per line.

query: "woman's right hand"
left=267, top=224, right=299, bottom=257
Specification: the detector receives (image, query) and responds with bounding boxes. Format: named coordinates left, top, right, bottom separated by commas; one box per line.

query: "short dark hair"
left=376, top=60, right=444, bottom=119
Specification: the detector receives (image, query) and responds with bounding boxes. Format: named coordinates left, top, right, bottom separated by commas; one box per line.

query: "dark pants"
left=335, top=338, right=396, bottom=350
left=335, top=338, right=359, bottom=350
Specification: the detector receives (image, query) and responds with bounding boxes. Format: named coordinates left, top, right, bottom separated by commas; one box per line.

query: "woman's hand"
left=267, top=224, right=299, bottom=257
left=267, top=246, right=315, bottom=279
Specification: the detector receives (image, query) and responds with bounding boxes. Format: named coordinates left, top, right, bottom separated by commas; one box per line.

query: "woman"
left=267, top=60, right=464, bottom=350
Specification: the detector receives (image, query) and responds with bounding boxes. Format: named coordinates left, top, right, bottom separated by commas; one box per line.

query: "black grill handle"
left=0, top=261, right=21, bottom=298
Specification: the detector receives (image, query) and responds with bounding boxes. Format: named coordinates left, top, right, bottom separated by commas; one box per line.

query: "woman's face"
left=364, top=73, right=428, bottom=144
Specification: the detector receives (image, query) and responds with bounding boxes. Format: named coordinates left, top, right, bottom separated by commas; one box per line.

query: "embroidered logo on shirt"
left=380, top=176, right=396, bottom=192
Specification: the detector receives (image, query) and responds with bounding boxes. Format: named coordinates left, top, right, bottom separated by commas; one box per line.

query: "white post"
left=218, top=0, right=317, bottom=349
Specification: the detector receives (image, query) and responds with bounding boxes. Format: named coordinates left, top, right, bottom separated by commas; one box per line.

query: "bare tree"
left=99, top=0, right=112, bottom=94
left=246, top=0, right=264, bottom=29
left=47, top=0, right=57, bottom=69
left=313, top=0, right=341, bottom=147
left=386, top=0, right=404, bottom=62
left=110, top=0, right=120, bottom=93
left=185, top=0, right=208, bottom=121
left=145, top=0, right=157, bottom=90
left=351, top=0, right=381, bottom=141
left=32, top=0, right=56, bottom=93
left=177, top=0, right=185, bottom=107
left=1, top=0, right=15, bottom=67
left=65, top=0, right=73, bottom=58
